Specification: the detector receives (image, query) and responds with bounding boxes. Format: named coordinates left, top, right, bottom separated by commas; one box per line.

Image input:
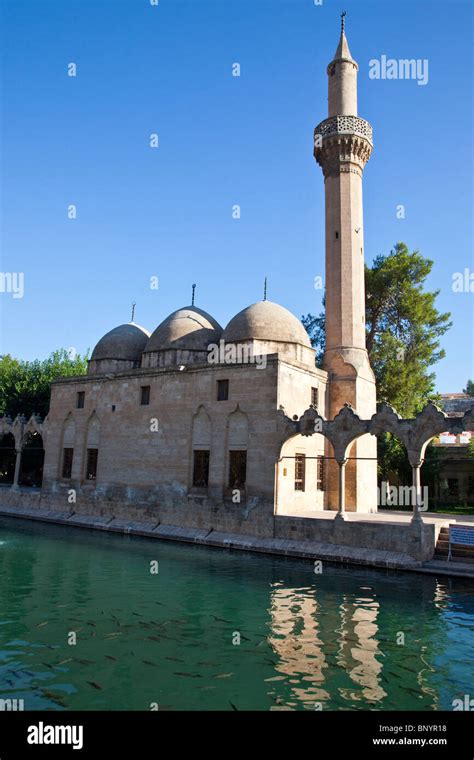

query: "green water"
left=0, top=516, right=473, bottom=711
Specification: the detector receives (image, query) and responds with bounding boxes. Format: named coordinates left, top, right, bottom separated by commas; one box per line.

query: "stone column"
left=11, top=448, right=22, bottom=490
left=411, top=462, right=423, bottom=524
left=335, top=459, right=347, bottom=521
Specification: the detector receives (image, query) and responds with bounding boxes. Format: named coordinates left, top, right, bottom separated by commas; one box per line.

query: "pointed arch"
left=84, top=412, right=101, bottom=482
left=191, top=405, right=211, bottom=448
left=59, top=413, right=76, bottom=479
left=189, top=405, right=212, bottom=490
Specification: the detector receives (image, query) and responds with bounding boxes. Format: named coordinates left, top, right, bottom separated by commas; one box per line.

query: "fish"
left=142, top=660, right=157, bottom=667
left=57, top=658, right=73, bottom=665
left=166, top=657, right=185, bottom=663
left=229, top=701, right=239, bottom=711
left=41, top=663, right=54, bottom=670
left=147, top=636, right=161, bottom=642
left=212, top=616, right=232, bottom=624
left=41, top=689, right=68, bottom=707
left=36, top=622, right=49, bottom=628
left=105, top=632, right=123, bottom=638
left=132, top=612, right=143, bottom=617
left=173, top=672, right=202, bottom=678
left=87, top=681, right=102, bottom=690
left=76, top=659, right=96, bottom=665
left=214, top=673, right=233, bottom=679
left=105, top=655, right=117, bottom=661
left=87, top=622, right=96, bottom=627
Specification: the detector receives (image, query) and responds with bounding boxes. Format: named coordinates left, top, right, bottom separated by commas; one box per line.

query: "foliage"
left=0, top=350, right=89, bottom=420
left=302, top=243, right=452, bottom=485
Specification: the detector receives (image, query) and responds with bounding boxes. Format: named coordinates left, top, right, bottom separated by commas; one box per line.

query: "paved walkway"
left=278, top=508, right=474, bottom=526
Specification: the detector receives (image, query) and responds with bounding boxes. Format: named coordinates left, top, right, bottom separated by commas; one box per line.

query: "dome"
left=145, top=306, right=223, bottom=352
left=91, top=323, right=151, bottom=362
left=222, top=300, right=311, bottom=348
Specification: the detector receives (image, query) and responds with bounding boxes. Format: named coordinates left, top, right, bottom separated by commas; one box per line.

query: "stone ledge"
left=0, top=506, right=453, bottom=575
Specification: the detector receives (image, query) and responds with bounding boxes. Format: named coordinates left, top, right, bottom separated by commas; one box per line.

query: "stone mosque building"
left=8, top=17, right=467, bottom=585
left=2, top=20, right=472, bottom=566
left=30, top=19, right=377, bottom=532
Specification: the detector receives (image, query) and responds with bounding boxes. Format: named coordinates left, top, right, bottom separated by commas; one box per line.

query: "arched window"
left=0, top=433, right=16, bottom=485
left=191, top=407, right=211, bottom=488
left=85, top=415, right=100, bottom=482
left=19, top=432, right=44, bottom=488
left=227, top=409, right=248, bottom=489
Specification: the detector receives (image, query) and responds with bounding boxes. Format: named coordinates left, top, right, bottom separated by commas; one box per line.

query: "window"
left=85, top=448, right=98, bottom=481
left=229, top=450, right=247, bottom=489
left=311, top=387, right=319, bottom=407
left=111, top=405, right=116, bottom=412
left=62, top=448, right=73, bottom=479
left=77, top=391, right=85, bottom=409
left=193, top=450, right=210, bottom=487
left=140, top=386, right=150, bottom=406
left=316, top=456, right=325, bottom=491
left=217, top=379, right=229, bottom=401
left=295, top=453, right=306, bottom=491
left=447, top=478, right=459, bottom=497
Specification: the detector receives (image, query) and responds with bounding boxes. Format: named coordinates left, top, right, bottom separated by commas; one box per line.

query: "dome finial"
left=131, top=301, right=136, bottom=323
left=191, top=283, right=196, bottom=306
left=341, top=10, right=346, bottom=34
left=263, top=276, right=267, bottom=301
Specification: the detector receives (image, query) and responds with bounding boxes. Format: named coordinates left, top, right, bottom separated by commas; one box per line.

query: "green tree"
left=464, top=380, right=474, bottom=396
left=302, top=243, right=452, bottom=484
left=0, top=349, right=89, bottom=420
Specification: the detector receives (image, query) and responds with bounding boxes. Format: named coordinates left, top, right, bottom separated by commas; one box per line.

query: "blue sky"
left=0, top=0, right=472, bottom=392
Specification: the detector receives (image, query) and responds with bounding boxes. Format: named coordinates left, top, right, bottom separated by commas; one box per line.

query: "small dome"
left=145, top=306, right=223, bottom=352
left=223, top=300, right=311, bottom=347
left=91, top=323, right=151, bottom=362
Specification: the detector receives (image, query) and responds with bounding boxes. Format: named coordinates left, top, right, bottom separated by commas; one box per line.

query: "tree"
left=302, top=243, right=452, bottom=484
left=0, top=349, right=89, bottom=420
left=464, top=380, right=474, bottom=396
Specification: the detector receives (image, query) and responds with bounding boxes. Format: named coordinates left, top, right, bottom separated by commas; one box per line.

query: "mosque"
left=2, top=19, right=472, bottom=569
left=31, top=19, right=378, bottom=534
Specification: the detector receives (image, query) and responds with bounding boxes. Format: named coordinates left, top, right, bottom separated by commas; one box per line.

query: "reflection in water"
left=268, top=586, right=386, bottom=708
left=0, top=516, right=473, bottom=711
left=268, top=586, right=329, bottom=708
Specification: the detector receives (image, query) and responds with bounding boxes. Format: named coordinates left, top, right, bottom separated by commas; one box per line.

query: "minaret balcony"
left=314, top=115, right=373, bottom=145
left=314, top=116, right=373, bottom=176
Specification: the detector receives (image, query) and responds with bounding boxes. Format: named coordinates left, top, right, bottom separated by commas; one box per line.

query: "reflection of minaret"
left=314, top=16, right=377, bottom=512
left=268, top=587, right=330, bottom=708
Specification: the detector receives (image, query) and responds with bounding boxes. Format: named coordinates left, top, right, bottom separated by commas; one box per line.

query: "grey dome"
left=222, top=300, right=311, bottom=347
left=91, top=323, right=151, bottom=361
left=145, top=306, right=223, bottom=352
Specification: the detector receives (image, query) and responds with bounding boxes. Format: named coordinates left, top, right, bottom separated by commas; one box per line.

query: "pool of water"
left=0, top=516, right=473, bottom=711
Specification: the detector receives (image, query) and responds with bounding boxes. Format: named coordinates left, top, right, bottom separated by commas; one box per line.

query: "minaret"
left=314, top=15, right=377, bottom=513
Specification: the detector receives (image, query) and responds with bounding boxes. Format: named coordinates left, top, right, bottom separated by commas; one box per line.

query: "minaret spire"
left=328, top=13, right=358, bottom=116
left=263, top=276, right=267, bottom=301
left=191, top=283, right=196, bottom=306
left=130, top=302, right=136, bottom=323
